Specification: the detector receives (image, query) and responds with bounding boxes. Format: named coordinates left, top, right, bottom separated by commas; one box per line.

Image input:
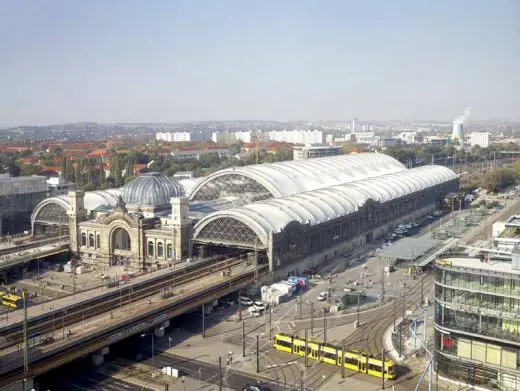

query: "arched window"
left=88, top=233, right=95, bottom=248
left=167, top=244, right=172, bottom=258
left=81, top=233, right=87, bottom=246
left=157, top=242, right=164, bottom=258
left=96, top=234, right=101, bottom=249
left=148, top=241, right=154, bottom=257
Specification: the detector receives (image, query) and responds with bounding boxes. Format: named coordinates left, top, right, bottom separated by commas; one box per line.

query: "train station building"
left=30, top=153, right=459, bottom=275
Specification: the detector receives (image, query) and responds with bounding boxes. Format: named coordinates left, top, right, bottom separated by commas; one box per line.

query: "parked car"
left=253, top=301, right=266, bottom=311
left=317, top=292, right=328, bottom=301
left=238, top=296, right=253, bottom=306
left=248, top=307, right=262, bottom=317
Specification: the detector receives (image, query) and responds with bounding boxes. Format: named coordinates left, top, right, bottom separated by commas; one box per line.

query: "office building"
left=156, top=132, right=211, bottom=143
left=293, top=144, right=343, bottom=160
left=268, top=130, right=324, bottom=145
left=434, top=257, right=520, bottom=390
left=471, top=132, right=490, bottom=148
left=0, top=176, right=47, bottom=236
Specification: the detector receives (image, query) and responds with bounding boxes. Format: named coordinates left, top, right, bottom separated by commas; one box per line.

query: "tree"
left=82, top=182, right=95, bottom=192
left=229, top=142, right=243, bottom=155
left=7, top=162, right=20, bottom=177
left=341, top=141, right=355, bottom=154
left=124, top=175, right=136, bottom=185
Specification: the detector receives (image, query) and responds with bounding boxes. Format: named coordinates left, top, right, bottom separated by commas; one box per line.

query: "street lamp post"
left=62, top=311, right=66, bottom=340
left=141, top=327, right=164, bottom=375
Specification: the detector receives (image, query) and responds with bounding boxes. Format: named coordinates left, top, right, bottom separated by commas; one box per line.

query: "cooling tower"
left=451, top=122, right=464, bottom=142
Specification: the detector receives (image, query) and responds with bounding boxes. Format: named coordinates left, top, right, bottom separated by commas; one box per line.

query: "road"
left=37, top=363, right=156, bottom=391
left=136, top=349, right=302, bottom=391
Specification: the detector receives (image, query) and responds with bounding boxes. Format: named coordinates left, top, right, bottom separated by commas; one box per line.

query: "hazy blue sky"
left=1, top=0, right=519, bottom=125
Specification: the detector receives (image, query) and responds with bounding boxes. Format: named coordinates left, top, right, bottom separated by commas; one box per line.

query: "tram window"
left=368, top=363, right=382, bottom=372
left=276, top=339, right=292, bottom=349
left=345, top=356, right=358, bottom=366
left=321, top=350, right=337, bottom=360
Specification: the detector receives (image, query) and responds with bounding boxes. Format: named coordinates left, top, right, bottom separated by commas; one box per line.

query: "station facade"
left=30, top=153, right=459, bottom=275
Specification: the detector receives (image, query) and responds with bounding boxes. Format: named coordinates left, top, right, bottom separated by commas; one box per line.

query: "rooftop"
left=505, top=215, right=520, bottom=227
left=438, top=257, right=520, bottom=276
left=377, top=237, right=441, bottom=261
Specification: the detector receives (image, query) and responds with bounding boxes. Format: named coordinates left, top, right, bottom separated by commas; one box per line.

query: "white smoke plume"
left=453, top=107, right=472, bottom=124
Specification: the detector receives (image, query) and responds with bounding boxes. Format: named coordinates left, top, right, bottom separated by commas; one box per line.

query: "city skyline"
left=1, top=0, right=519, bottom=126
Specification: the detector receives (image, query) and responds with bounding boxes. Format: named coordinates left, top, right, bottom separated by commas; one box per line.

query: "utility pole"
left=298, top=296, right=303, bottom=320
left=238, top=290, right=242, bottom=322
left=382, top=348, right=385, bottom=390
left=393, top=295, right=396, bottom=331
left=218, top=356, right=222, bottom=391
left=310, top=302, right=314, bottom=336
left=256, top=335, right=260, bottom=373
left=72, top=267, right=76, bottom=301
left=201, top=304, right=205, bottom=338
left=341, top=341, right=345, bottom=379
left=421, top=276, right=424, bottom=307
left=51, top=309, right=55, bottom=338
left=357, top=293, right=360, bottom=327
left=323, top=314, right=327, bottom=345
left=242, top=321, right=246, bottom=357
left=62, top=311, right=66, bottom=340
left=40, top=283, right=44, bottom=312
left=128, top=287, right=132, bottom=312
left=269, top=307, right=272, bottom=340
left=380, top=267, right=385, bottom=303
left=22, top=291, right=29, bottom=375
left=304, top=329, right=308, bottom=367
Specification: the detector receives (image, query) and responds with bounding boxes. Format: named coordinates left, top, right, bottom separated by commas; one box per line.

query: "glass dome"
left=120, top=172, right=185, bottom=209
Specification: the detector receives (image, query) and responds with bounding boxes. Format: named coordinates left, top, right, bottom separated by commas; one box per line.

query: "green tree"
left=82, top=182, right=95, bottom=192
left=7, top=162, right=21, bottom=177
left=124, top=175, right=136, bottom=185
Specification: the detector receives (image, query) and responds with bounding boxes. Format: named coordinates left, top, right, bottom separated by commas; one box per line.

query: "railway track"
left=0, top=256, right=249, bottom=350
left=341, top=276, right=434, bottom=356
left=0, top=268, right=263, bottom=386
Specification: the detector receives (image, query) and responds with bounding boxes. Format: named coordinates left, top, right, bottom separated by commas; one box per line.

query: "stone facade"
left=67, top=191, right=191, bottom=271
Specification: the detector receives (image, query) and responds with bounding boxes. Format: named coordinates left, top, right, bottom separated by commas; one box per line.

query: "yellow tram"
left=1, top=293, right=24, bottom=308
left=274, top=333, right=396, bottom=380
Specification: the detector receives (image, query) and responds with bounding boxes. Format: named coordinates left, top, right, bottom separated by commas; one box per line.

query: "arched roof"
left=193, top=165, right=458, bottom=242
left=189, top=152, right=406, bottom=200
left=31, top=189, right=121, bottom=225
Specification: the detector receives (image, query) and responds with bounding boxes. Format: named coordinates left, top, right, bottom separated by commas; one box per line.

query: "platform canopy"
left=377, top=237, right=441, bottom=261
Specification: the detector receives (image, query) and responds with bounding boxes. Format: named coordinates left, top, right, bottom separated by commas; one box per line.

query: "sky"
left=0, top=0, right=519, bottom=126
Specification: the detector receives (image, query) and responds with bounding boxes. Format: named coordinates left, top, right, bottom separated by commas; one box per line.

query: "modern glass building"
left=434, top=257, right=520, bottom=391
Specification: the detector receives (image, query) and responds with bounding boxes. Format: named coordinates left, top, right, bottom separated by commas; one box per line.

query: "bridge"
left=0, top=236, right=69, bottom=272
left=0, top=255, right=264, bottom=389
